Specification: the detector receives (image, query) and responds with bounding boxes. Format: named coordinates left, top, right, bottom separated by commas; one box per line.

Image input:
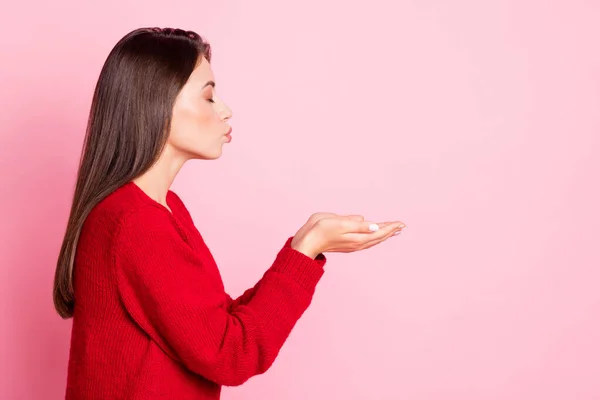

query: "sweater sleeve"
left=113, top=205, right=326, bottom=386
left=226, top=237, right=326, bottom=309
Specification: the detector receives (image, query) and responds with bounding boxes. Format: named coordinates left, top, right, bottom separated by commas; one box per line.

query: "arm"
left=113, top=206, right=326, bottom=386
left=226, top=237, right=325, bottom=309
left=226, top=278, right=264, bottom=310
left=166, top=191, right=324, bottom=310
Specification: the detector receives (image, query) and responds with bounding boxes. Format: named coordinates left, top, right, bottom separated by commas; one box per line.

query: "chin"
left=175, top=142, right=225, bottom=161
left=192, top=150, right=223, bottom=160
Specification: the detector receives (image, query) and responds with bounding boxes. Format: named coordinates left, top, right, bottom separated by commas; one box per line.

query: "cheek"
left=193, top=101, right=214, bottom=125
left=168, top=100, right=222, bottom=153
left=172, top=101, right=213, bottom=136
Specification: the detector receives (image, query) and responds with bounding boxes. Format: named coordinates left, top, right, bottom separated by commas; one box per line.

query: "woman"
left=53, top=27, right=405, bottom=399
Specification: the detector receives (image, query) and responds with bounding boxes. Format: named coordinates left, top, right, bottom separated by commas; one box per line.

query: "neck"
left=132, top=145, right=187, bottom=208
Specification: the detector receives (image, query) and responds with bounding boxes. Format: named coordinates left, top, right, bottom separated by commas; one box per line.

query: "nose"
left=220, top=102, right=233, bottom=122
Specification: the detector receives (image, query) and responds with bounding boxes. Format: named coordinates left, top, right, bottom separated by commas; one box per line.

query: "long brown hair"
left=53, top=27, right=212, bottom=318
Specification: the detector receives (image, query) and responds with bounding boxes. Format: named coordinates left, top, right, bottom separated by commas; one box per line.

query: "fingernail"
left=369, top=223, right=380, bottom=232
left=393, top=230, right=402, bottom=235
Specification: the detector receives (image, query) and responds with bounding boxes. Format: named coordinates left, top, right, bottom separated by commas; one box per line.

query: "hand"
left=291, top=212, right=364, bottom=251
left=292, top=214, right=405, bottom=258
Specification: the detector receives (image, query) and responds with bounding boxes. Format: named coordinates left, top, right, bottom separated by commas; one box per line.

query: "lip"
left=224, top=127, right=232, bottom=143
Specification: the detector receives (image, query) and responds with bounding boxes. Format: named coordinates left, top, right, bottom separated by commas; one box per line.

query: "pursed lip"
left=225, top=127, right=232, bottom=136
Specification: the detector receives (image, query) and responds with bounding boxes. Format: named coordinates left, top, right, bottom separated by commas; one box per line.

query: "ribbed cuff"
left=271, top=237, right=326, bottom=292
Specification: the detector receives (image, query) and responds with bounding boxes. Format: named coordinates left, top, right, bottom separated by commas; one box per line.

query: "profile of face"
left=167, top=56, right=233, bottom=160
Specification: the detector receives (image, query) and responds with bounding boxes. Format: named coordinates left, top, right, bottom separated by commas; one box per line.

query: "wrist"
left=291, top=233, right=320, bottom=259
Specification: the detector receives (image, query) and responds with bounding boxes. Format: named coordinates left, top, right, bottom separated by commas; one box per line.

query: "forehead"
left=187, top=56, right=214, bottom=87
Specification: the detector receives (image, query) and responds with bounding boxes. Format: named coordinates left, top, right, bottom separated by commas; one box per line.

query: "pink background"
left=1, top=1, right=599, bottom=399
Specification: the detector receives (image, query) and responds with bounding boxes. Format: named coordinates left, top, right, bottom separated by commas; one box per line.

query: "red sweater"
left=65, top=181, right=326, bottom=399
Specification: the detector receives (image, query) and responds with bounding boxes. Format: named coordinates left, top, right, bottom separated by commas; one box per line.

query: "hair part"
left=53, top=27, right=211, bottom=318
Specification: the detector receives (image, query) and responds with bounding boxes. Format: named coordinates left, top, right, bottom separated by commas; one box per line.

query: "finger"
left=362, top=223, right=405, bottom=248
left=379, top=221, right=405, bottom=238
left=344, top=220, right=404, bottom=242
left=340, top=219, right=381, bottom=234
left=366, top=221, right=404, bottom=235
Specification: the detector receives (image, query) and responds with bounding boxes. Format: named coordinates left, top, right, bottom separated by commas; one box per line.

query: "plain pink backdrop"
left=1, top=1, right=599, bottom=399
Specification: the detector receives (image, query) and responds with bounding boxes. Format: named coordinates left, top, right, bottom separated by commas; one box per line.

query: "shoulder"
left=116, top=202, right=178, bottom=243
left=91, top=181, right=160, bottom=221
left=91, top=182, right=179, bottom=244
left=111, top=202, right=190, bottom=269
left=111, top=200, right=202, bottom=279
left=81, top=182, right=161, bottom=240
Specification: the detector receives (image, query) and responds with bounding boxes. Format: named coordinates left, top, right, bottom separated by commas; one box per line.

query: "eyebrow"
left=202, top=81, right=216, bottom=89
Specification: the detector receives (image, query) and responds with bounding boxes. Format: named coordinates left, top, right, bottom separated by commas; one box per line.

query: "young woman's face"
left=168, top=56, right=233, bottom=160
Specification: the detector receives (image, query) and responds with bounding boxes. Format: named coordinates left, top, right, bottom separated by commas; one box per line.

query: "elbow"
left=216, top=372, right=254, bottom=387
left=183, top=343, right=278, bottom=387
left=188, top=358, right=273, bottom=387
left=216, top=355, right=276, bottom=386
left=176, top=310, right=284, bottom=386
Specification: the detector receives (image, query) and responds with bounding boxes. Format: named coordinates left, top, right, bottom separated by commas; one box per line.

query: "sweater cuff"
left=270, top=237, right=326, bottom=292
